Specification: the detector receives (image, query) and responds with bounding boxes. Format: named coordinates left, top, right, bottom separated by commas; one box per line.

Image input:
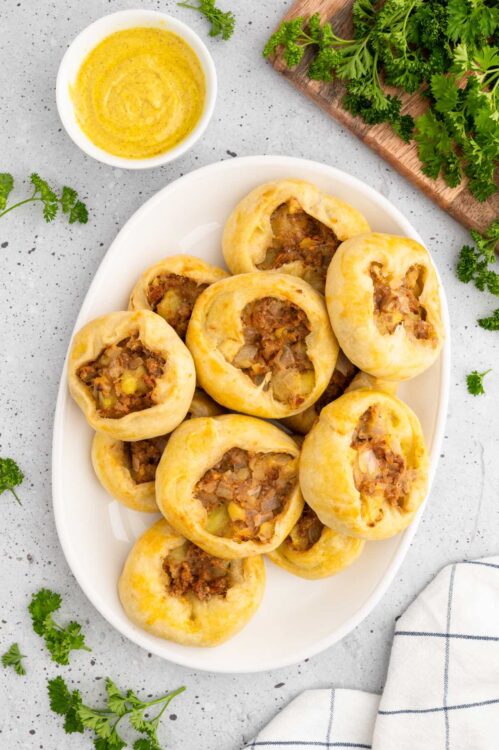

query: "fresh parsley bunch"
left=48, top=675, right=185, bottom=750
left=264, top=0, right=498, bottom=200
left=416, top=45, right=499, bottom=201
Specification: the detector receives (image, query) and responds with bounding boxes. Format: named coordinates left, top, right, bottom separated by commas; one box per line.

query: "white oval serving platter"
left=52, top=155, right=450, bottom=673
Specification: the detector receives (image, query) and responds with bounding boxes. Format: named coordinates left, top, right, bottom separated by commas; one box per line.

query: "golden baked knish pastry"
left=222, top=179, right=370, bottom=292
left=267, top=503, right=364, bottom=579
left=128, top=255, right=228, bottom=340
left=156, top=414, right=304, bottom=558
left=299, top=390, right=429, bottom=540
left=118, top=519, right=265, bottom=646
left=68, top=310, right=195, bottom=441
left=282, top=349, right=359, bottom=434
left=326, top=233, right=444, bottom=380
left=91, top=389, right=224, bottom=512
left=186, top=271, right=339, bottom=419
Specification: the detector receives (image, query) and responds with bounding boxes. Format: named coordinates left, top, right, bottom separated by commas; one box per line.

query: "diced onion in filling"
left=351, top=404, right=415, bottom=523
left=370, top=263, right=435, bottom=342
left=256, top=199, right=339, bottom=290
left=232, top=297, right=315, bottom=408
left=77, top=333, right=165, bottom=419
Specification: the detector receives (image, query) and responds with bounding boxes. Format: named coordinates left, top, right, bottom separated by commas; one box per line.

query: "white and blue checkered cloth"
left=244, top=557, right=499, bottom=749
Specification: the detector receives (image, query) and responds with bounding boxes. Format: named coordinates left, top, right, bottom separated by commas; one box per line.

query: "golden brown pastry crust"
left=299, top=390, right=429, bottom=540
left=91, top=389, right=224, bottom=512
left=156, top=414, right=304, bottom=558
left=186, top=272, right=339, bottom=419
left=92, top=432, right=159, bottom=513
left=128, top=254, right=228, bottom=335
left=68, top=310, right=196, bottom=440
left=118, top=519, right=265, bottom=646
left=267, top=505, right=364, bottom=579
left=345, top=372, right=399, bottom=395
left=222, top=179, right=370, bottom=291
left=326, top=233, right=444, bottom=380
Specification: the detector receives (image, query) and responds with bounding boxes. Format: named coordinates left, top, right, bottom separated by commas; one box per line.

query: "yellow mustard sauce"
left=71, top=27, right=206, bottom=159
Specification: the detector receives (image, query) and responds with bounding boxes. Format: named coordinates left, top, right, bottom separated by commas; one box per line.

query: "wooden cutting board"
left=270, top=0, right=498, bottom=233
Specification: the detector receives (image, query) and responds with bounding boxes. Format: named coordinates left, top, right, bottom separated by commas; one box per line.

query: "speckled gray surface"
left=1, top=1, right=498, bottom=748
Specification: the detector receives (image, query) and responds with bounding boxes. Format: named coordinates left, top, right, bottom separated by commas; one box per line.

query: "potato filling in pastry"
left=77, top=333, right=166, bottom=419
left=232, top=297, right=315, bottom=408
left=287, top=504, right=324, bottom=552
left=257, top=198, right=340, bottom=288
left=370, top=263, right=435, bottom=342
left=162, top=542, right=232, bottom=601
left=125, top=435, right=169, bottom=484
left=147, top=272, right=209, bottom=339
left=351, top=405, right=414, bottom=523
left=195, top=447, right=297, bottom=543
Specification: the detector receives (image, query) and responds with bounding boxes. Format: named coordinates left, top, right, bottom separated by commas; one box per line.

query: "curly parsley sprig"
left=0, top=457, right=24, bottom=504
left=177, top=0, right=235, bottom=40
left=29, top=589, right=91, bottom=665
left=467, top=369, right=491, bottom=395
left=0, top=172, right=88, bottom=224
left=457, top=220, right=499, bottom=297
left=48, top=675, right=185, bottom=750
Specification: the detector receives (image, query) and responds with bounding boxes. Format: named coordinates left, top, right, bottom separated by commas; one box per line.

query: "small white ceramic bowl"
left=56, top=10, right=217, bottom=169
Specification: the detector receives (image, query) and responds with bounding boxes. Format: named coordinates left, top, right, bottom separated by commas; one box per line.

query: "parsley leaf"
left=478, top=308, right=499, bottom=331
left=447, top=0, right=498, bottom=49
left=466, top=369, right=491, bottom=395
left=178, top=0, right=235, bottom=40
left=134, top=739, right=161, bottom=750
left=2, top=643, right=26, bottom=675
left=0, top=457, right=24, bottom=504
left=105, top=678, right=129, bottom=718
left=48, top=677, right=185, bottom=749
left=0, top=172, right=88, bottom=224
left=30, top=173, right=58, bottom=221
left=28, top=589, right=91, bottom=664
left=48, top=676, right=85, bottom=734
left=0, top=172, right=14, bottom=210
